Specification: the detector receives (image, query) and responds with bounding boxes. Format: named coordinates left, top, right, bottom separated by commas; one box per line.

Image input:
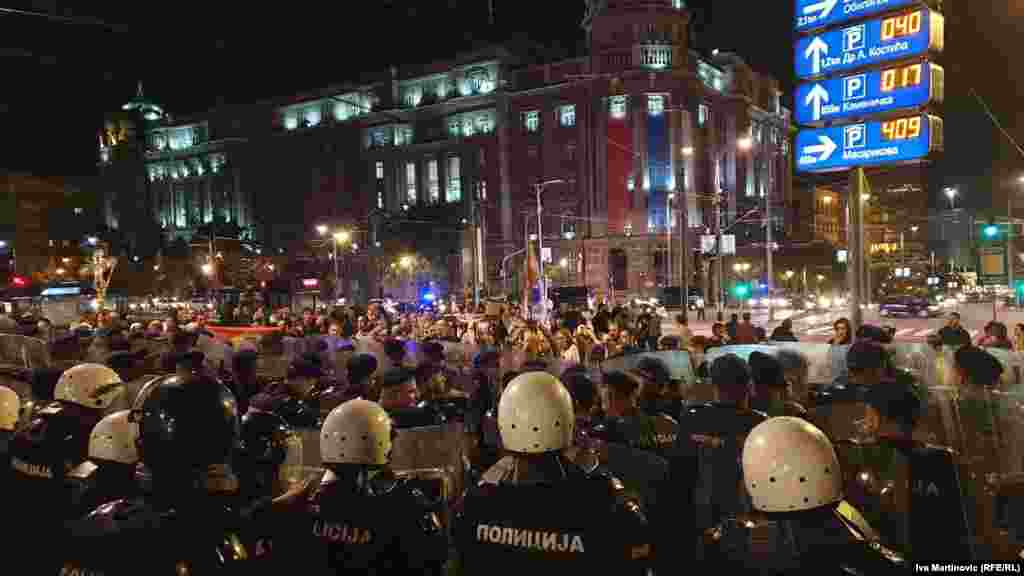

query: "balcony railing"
left=639, top=45, right=673, bottom=70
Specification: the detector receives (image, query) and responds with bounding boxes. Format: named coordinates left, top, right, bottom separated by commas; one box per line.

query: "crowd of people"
left=0, top=297, right=1020, bottom=572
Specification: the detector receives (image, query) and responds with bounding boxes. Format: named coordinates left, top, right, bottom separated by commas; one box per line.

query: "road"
left=671, top=303, right=1024, bottom=343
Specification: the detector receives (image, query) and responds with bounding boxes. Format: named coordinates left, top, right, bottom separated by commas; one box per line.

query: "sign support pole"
left=715, top=193, right=725, bottom=321
left=848, top=167, right=865, bottom=331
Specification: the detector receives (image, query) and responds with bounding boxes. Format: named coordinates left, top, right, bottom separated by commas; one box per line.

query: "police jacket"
left=704, top=503, right=905, bottom=574
left=456, top=455, right=652, bottom=575
left=279, top=468, right=446, bottom=575
left=58, top=493, right=273, bottom=576
left=65, top=461, right=141, bottom=522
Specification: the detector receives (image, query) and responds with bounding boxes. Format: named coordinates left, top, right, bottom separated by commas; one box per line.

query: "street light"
left=737, top=137, right=753, bottom=151
left=534, top=178, right=566, bottom=319
left=201, top=263, right=213, bottom=276
left=316, top=224, right=328, bottom=236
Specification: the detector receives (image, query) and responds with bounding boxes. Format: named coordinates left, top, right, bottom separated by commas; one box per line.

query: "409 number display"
left=881, top=116, right=923, bottom=141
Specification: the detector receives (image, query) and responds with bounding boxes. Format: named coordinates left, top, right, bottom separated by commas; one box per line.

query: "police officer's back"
left=65, top=409, right=142, bottom=520
left=235, top=409, right=304, bottom=503
left=59, top=370, right=260, bottom=574
left=705, top=417, right=904, bottom=574
left=279, top=398, right=447, bottom=574
left=456, top=371, right=652, bottom=574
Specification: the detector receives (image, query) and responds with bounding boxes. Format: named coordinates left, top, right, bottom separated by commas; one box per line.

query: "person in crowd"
left=675, top=314, right=693, bottom=350
left=455, top=371, right=652, bottom=573
left=769, top=318, right=799, bottom=342
left=235, top=409, right=304, bottom=503
left=828, top=317, right=853, bottom=384
left=749, top=351, right=808, bottom=418
left=66, top=409, right=142, bottom=519
left=776, top=348, right=812, bottom=408
left=725, top=313, right=740, bottom=341
left=733, top=312, right=757, bottom=344
left=0, top=385, right=19, bottom=490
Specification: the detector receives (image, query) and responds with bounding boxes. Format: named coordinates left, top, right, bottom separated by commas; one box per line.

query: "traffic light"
left=733, top=283, right=751, bottom=300
left=10, top=276, right=27, bottom=287
left=984, top=224, right=999, bottom=239
left=1016, top=280, right=1024, bottom=295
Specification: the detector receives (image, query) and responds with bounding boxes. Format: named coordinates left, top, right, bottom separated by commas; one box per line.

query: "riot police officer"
left=280, top=398, right=448, bottom=574
left=704, top=416, right=904, bottom=573
left=456, top=371, right=652, bottom=574
left=236, top=408, right=304, bottom=502
left=748, top=351, right=808, bottom=418
left=66, top=409, right=141, bottom=518
left=0, top=385, right=18, bottom=490
left=59, top=368, right=295, bottom=573
left=9, top=364, right=123, bottom=533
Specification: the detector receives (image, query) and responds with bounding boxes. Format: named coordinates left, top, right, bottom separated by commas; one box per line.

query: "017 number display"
left=881, top=64, right=923, bottom=92
left=881, top=116, right=922, bottom=141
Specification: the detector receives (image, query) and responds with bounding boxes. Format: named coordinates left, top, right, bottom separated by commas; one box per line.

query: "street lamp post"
left=680, top=146, right=694, bottom=322
left=317, top=225, right=351, bottom=302
left=534, top=178, right=565, bottom=320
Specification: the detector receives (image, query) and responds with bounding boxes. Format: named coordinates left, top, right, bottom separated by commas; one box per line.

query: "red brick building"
left=99, top=0, right=791, bottom=304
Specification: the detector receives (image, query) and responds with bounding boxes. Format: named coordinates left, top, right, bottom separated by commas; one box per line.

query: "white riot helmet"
left=55, top=363, right=124, bottom=410
left=0, top=385, right=20, bottom=432
left=742, top=417, right=843, bottom=513
left=498, top=372, right=574, bottom=454
left=320, top=399, right=392, bottom=466
left=88, top=410, right=139, bottom=465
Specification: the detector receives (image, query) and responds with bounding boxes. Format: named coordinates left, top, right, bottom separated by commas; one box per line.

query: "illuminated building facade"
left=97, top=0, right=791, bottom=302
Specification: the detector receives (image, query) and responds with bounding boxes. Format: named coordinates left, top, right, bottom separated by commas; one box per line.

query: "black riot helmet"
left=134, top=371, right=240, bottom=474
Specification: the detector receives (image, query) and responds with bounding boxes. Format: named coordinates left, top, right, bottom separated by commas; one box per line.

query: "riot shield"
left=388, top=421, right=469, bottom=524
left=601, top=350, right=698, bottom=404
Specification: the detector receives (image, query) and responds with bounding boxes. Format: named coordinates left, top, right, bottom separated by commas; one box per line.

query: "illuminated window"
left=449, top=119, right=461, bottom=138
left=377, top=190, right=384, bottom=210
left=627, top=175, right=635, bottom=191
left=476, top=114, right=493, bottom=134
left=375, top=161, right=384, bottom=181
left=74, top=207, right=83, bottom=215
left=524, top=111, right=539, bottom=133
left=673, top=0, right=683, bottom=8
left=561, top=215, right=576, bottom=239
left=648, top=95, right=664, bottom=116
left=394, top=126, right=413, bottom=146
left=447, top=156, right=462, bottom=203
left=609, top=96, right=627, bottom=119
left=699, top=104, right=709, bottom=126
left=406, top=162, right=417, bottom=205
left=405, top=87, right=422, bottom=107
left=560, top=105, right=576, bottom=127
left=428, top=160, right=440, bottom=203
left=479, top=179, right=487, bottom=201
left=463, top=119, right=476, bottom=137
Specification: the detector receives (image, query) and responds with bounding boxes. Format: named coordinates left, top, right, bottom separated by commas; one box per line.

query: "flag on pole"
left=523, top=240, right=540, bottom=309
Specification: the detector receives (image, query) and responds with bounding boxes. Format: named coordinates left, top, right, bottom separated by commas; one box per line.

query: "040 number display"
left=881, top=117, right=922, bottom=141
left=881, top=64, right=922, bottom=92
left=881, top=11, right=922, bottom=41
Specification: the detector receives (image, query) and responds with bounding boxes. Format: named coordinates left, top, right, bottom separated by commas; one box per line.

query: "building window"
left=627, top=175, right=635, bottom=191
left=449, top=119, right=461, bottom=138
left=74, top=207, right=83, bottom=215
left=479, top=179, right=487, bottom=201
left=648, top=95, right=664, bottom=116
left=406, top=162, right=417, bottom=205
left=524, top=111, right=539, bottom=133
left=476, top=114, right=493, bottom=134
left=375, top=161, right=384, bottom=181
left=699, top=104, right=709, bottom=127
left=428, top=160, right=440, bottom=203
left=377, top=190, right=384, bottom=210
left=560, top=105, right=576, bottom=127
left=609, top=96, right=627, bottom=119
left=447, top=156, right=462, bottom=203
left=463, top=118, right=476, bottom=137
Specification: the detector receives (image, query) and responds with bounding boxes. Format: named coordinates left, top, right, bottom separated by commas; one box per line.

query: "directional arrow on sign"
left=804, top=83, right=830, bottom=122
left=803, top=135, right=838, bottom=163
left=804, top=36, right=829, bottom=75
left=803, top=0, right=839, bottom=20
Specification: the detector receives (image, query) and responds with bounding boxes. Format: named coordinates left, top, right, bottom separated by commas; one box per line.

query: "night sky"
left=0, top=1, right=1015, bottom=212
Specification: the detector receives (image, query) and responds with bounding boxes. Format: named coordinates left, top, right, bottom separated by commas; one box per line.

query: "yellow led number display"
left=881, top=64, right=922, bottom=93
left=881, top=117, right=922, bottom=142
left=881, top=11, right=922, bottom=41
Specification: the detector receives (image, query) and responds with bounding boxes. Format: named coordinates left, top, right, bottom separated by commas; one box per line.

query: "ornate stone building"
left=96, top=0, right=791, bottom=303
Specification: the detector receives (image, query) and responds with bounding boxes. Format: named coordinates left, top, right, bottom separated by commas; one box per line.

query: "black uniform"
left=65, top=460, right=141, bottom=521
left=704, top=502, right=905, bottom=574
left=456, top=455, right=652, bottom=574
left=279, top=469, right=447, bottom=574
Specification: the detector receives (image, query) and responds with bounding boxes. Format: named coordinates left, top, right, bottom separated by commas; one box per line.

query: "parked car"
left=878, top=296, right=942, bottom=318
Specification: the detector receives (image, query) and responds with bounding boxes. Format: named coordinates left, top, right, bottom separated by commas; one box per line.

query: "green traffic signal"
left=733, top=284, right=750, bottom=299
left=984, top=225, right=999, bottom=238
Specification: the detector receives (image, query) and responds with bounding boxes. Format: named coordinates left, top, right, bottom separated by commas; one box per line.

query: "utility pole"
left=680, top=162, right=689, bottom=322
left=848, top=168, right=866, bottom=331
left=1009, top=191, right=1015, bottom=301
left=715, top=192, right=725, bottom=321
left=765, top=158, right=775, bottom=323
